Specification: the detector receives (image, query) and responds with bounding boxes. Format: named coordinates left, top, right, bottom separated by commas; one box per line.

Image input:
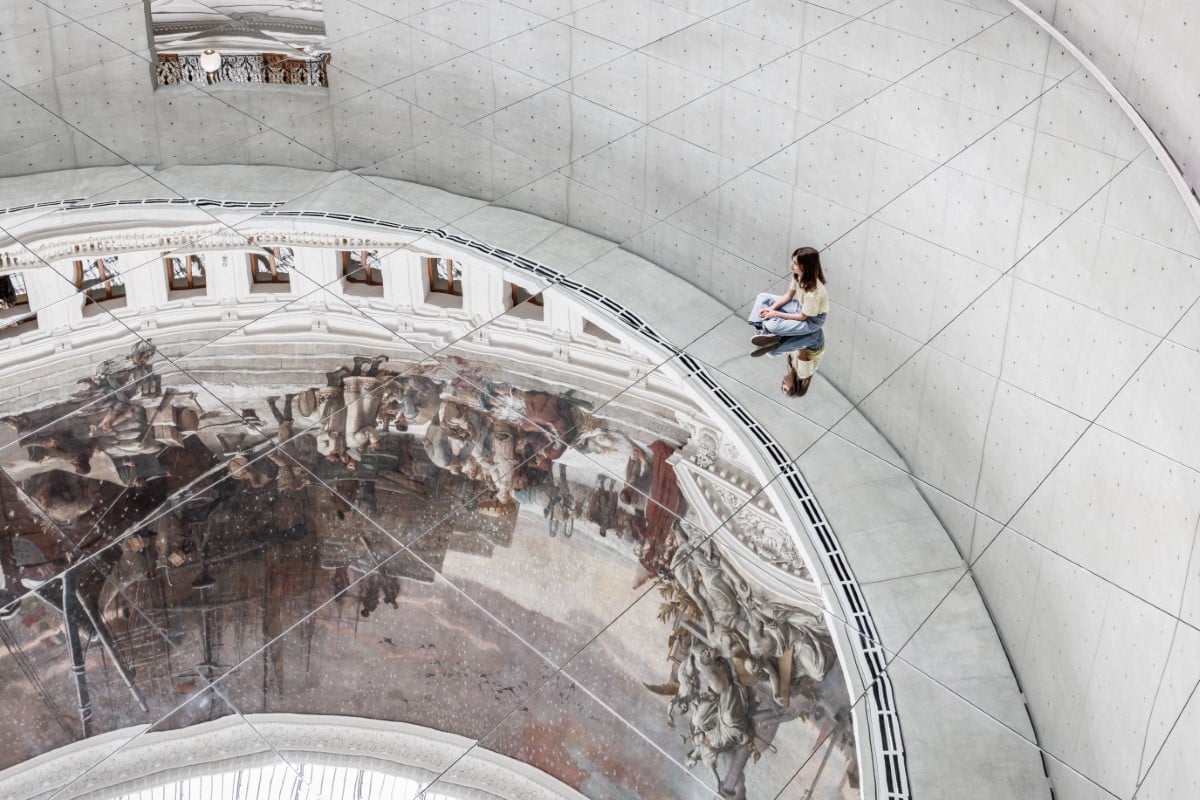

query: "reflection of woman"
left=267, top=393, right=312, bottom=490
left=91, top=405, right=153, bottom=463
left=785, top=343, right=826, bottom=395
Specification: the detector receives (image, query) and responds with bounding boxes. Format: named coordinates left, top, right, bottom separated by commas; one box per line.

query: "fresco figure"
left=343, top=355, right=390, bottom=456
left=314, top=368, right=349, bottom=461
left=621, top=439, right=687, bottom=587
left=545, top=464, right=575, bottom=538
left=651, top=523, right=848, bottom=798
left=266, top=393, right=313, bottom=491
left=24, top=433, right=95, bottom=476
left=585, top=474, right=620, bottom=537
left=0, top=342, right=858, bottom=800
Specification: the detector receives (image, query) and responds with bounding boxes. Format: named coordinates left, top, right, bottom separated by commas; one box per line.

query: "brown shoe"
left=751, top=333, right=780, bottom=347
left=750, top=342, right=780, bottom=357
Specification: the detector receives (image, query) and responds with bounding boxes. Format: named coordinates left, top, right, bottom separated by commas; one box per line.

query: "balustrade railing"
left=156, top=53, right=330, bottom=88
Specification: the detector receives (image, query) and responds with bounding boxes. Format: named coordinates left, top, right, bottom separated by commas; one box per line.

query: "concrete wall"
left=2, top=0, right=1199, bottom=797
left=1022, top=0, right=1200, bottom=196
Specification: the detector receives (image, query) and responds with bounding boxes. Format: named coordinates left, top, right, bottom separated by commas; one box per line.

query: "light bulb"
left=199, top=48, right=221, bottom=74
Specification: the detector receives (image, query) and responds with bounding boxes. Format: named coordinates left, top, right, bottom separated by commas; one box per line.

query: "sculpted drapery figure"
left=659, top=524, right=839, bottom=796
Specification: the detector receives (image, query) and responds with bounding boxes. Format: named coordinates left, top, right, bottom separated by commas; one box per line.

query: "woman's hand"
left=759, top=309, right=777, bottom=319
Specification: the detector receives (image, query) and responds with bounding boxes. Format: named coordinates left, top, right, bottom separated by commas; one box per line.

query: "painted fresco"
left=0, top=340, right=858, bottom=800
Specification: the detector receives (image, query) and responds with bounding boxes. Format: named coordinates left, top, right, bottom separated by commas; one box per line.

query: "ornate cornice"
left=153, top=15, right=327, bottom=38
left=0, top=223, right=419, bottom=270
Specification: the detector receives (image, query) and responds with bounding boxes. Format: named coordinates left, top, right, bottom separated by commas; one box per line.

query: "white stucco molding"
left=0, top=714, right=588, bottom=800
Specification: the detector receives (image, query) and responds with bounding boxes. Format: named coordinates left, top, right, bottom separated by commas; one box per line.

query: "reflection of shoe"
left=751, top=342, right=780, bottom=358
left=751, top=333, right=780, bottom=347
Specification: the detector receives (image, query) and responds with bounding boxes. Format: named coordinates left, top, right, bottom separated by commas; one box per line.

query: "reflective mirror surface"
left=0, top=329, right=856, bottom=800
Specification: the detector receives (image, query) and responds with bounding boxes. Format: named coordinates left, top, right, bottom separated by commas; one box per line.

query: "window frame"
left=74, top=257, right=126, bottom=302
left=0, top=271, right=29, bottom=309
left=165, top=253, right=207, bottom=291
left=341, top=250, right=383, bottom=286
left=425, top=257, right=463, bottom=297
left=248, top=247, right=294, bottom=285
left=509, top=283, right=544, bottom=309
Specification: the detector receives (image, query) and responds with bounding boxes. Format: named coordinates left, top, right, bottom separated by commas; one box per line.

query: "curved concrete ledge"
left=0, top=166, right=1050, bottom=799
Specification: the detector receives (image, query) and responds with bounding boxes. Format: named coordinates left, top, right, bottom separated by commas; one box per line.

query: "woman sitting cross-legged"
left=747, top=246, right=829, bottom=357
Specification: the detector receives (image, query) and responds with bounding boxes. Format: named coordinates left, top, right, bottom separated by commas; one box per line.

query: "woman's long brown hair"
left=792, top=246, right=825, bottom=292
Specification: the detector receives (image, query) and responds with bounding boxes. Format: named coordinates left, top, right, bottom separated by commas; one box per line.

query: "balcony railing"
left=156, top=53, right=330, bottom=88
